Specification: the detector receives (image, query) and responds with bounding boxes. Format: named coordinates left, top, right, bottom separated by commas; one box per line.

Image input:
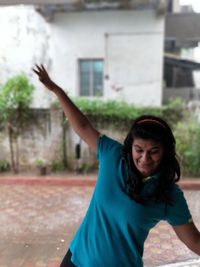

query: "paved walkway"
left=160, top=258, right=200, bottom=267
left=0, top=174, right=199, bottom=267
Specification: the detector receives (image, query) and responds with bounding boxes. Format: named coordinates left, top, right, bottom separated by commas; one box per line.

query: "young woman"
left=33, top=64, right=200, bottom=267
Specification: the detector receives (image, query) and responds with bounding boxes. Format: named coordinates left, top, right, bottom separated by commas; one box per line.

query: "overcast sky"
left=180, top=0, right=200, bottom=12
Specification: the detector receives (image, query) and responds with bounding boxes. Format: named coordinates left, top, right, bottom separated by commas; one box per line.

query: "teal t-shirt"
left=70, top=135, right=192, bottom=267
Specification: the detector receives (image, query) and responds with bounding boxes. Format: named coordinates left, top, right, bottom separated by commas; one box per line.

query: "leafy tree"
left=0, top=74, right=35, bottom=173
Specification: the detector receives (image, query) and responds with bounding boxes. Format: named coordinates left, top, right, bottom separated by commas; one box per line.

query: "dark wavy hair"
left=122, top=115, right=180, bottom=204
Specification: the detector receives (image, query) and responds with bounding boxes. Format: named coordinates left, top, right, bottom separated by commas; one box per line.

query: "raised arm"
left=33, top=64, right=100, bottom=152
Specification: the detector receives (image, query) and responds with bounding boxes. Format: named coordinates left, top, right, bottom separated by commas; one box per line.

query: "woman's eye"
left=150, top=150, right=159, bottom=155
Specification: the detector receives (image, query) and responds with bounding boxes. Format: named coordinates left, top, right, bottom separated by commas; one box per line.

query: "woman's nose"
left=141, top=152, right=151, bottom=162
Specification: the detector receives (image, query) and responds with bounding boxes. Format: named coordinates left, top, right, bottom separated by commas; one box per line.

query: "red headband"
left=136, top=119, right=166, bottom=129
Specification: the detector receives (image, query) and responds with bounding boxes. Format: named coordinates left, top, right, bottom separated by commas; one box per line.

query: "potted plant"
left=35, top=159, right=47, bottom=175
left=0, top=160, right=9, bottom=172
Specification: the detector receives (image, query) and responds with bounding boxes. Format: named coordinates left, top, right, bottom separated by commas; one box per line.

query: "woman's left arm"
left=173, top=222, right=200, bottom=255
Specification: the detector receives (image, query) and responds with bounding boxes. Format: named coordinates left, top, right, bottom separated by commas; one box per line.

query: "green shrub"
left=174, top=120, right=200, bottom=177
left=51, top=160, right=65, bottom=172
left=80, top=162, right=89, bottom=175
left=71, top=98, right=185, bottom=129
left=35, top=159, right=46, bottom=168
left=0, top=74, right=35, bottom=173
left=0, top=160, right=9, bottom=172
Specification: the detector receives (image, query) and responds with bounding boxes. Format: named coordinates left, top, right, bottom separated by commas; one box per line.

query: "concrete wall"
left=0, top=5, right=165, bottom=107
left=0, top=109, right=64, bottom=171
left=50, top=10, right=164, bottom=106
left=0, top=6, right=165, bottom=170
left=0, top=5, right=54, bottom=107
left=0, top=108, right=128, bottom=172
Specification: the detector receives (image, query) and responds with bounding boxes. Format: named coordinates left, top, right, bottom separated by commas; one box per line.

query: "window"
left=79, top=59, right=104, bottom=96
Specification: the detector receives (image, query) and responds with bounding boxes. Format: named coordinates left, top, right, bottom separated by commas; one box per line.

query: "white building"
left=0, top=0, right=166, bottom=107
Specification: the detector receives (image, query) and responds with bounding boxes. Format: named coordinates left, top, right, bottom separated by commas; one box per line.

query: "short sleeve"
left=97, top=135, right=122, bottom=161
left=165, top=184, right=192, bottom=226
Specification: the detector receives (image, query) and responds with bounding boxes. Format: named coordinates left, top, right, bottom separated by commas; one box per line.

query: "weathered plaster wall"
left=50, top=9, right=164, bottom=106
left=0, top=109, right=64, bottom=171
left=0, top=6, right=164, bottom=107
left=0, top=5, right=53, bottom=107
left=0, top=109, right=126, bottom=172
left=0, top=6, right=164, bottom=170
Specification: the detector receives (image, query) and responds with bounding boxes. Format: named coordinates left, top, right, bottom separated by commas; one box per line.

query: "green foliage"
left=0, top=160, right=9, bottom=172
left=35, top=159, right=45, bottom=168
left=52, top=97, right=185, bottom=127
left=72, top=97, right=199, bottom=176
left=80, top=162, right=89, bottom=175
left=174, top=119, right=200, bottom=177
left=0, top=74, right=34, bottom=123
left=71, top=97, right=185, bottom=128
left=51, top=160, right=65, bottom=172
left=52, top=97, right=196, bottom=176
left=162, top=98, right=187, bottom=126
left=0, top=74, right=35, bottom=173
left=35, top=159, right=47, bottom=175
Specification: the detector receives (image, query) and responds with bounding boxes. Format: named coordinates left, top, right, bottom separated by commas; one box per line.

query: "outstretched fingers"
left=41, top=64, right=49, bottom=77
left=41, top=64, right=46, bottom=72
left=32, top=64, right=49, bottom=82
left=32, top=68, right=39, bottom=75
left=32, top=64, right=53, bottom=90
left=33, top=64, right=43, bottom=73
left=32, top=64, right=41, bottom=75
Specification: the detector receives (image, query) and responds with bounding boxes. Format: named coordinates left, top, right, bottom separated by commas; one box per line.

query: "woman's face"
left=132, top=138, right=164, bottom=178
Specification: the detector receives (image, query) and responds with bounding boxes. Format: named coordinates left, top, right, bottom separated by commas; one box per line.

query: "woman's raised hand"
left=33, top=64, right=99, bottom=151
left=33, top=64, right=55, bottom=91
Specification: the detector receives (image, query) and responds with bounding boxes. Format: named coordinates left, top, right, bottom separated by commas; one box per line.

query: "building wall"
left=0, top=109, right=64, bottom=171
left=50, top=10, right=164, bottom=106
left=0, top=5, right=52, bottom=107
left=0, top=6, right=164, bottom=107
left=0, top=108, right=127, bottom=172
left=172, top=0, right=181, bottom=13
left=0, top=5, right=165, bottom=170
left=0, top=6, right=37, bottom=79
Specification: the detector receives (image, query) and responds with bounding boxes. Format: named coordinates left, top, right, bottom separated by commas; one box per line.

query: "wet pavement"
left=0, top=175, right=199, bottom=267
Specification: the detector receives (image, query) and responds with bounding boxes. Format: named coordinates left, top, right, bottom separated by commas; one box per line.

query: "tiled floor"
left=0, top=178, right=199, bottom=267
left=160, top=258, right=200, bottom=267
